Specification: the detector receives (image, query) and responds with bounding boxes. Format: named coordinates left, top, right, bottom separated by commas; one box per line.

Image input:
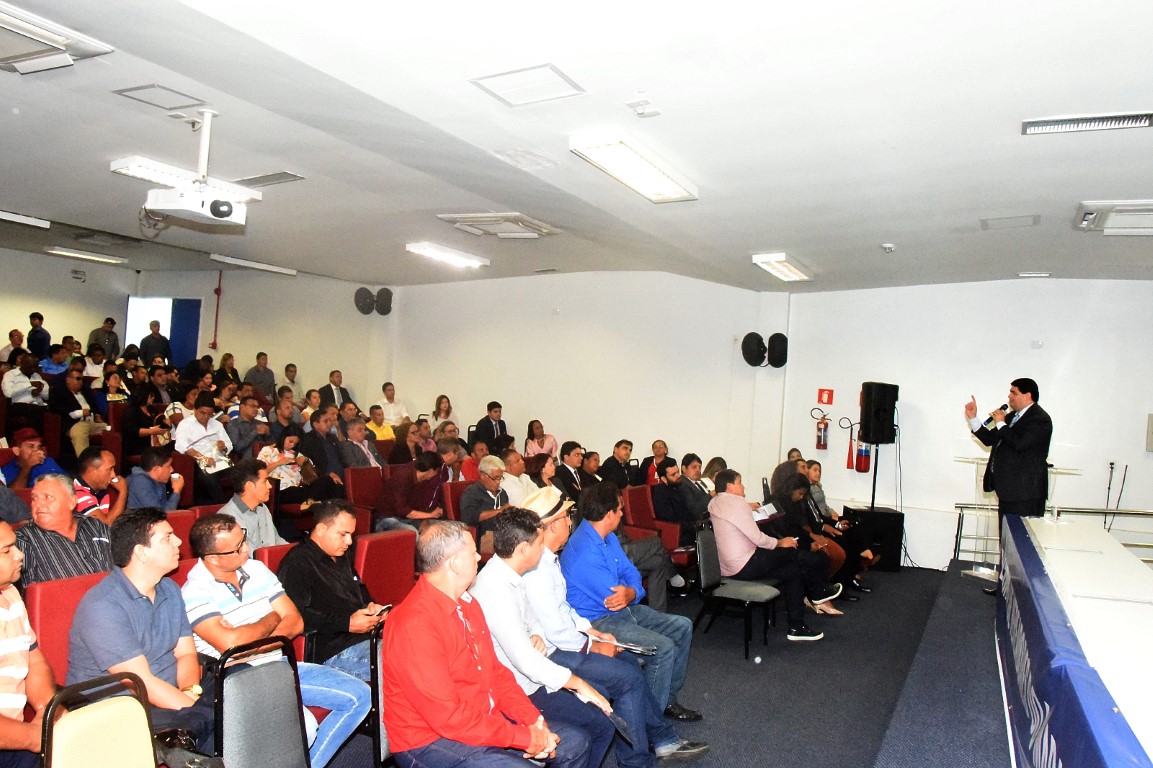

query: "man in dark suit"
left=966, top=377, right=1052, bottom=593
left=598, top=439, right=640, bottom=489
left=298, top=408, right=346, bottom=498
left=317, top=369, right=352, bottom=408
left=48, top=368, right=108, bottom=463
left=471, top=400, right=506, bottom=449
left=556, top=441, right=585, bottom=501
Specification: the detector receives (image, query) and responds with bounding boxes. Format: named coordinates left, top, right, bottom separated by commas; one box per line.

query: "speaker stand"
left=869, top=444, right=880, bottom=512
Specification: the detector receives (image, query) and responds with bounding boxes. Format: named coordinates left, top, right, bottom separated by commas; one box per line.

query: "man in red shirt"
left=381, top=520, right=592, bottom=768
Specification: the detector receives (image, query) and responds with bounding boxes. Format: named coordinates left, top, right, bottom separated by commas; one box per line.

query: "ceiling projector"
left=145, top=188, right=247, bottom=226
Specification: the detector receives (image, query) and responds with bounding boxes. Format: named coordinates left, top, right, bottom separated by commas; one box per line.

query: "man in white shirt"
left=373, top=381, right=409, bottom=426
left=0, top=328, right=24, bottom=364
left=280, top=363, right=305, bottom=407
left=498, top=449, right=537, bottom=507
left=174, top=392, right=232, bottom=504
left=2, top=353, right=48, bottom=432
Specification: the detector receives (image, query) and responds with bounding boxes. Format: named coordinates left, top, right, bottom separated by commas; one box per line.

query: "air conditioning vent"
left=1075, top=200, right=1153, bottom=236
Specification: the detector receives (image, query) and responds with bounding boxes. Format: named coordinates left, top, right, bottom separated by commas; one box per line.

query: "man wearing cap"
left=1, top=430, right=65, bottom=490
left=459, top=455, right=510, bottom=542
left=521, top=486, right=710, bottom=767
left=87, top=318, right=121, bottom=362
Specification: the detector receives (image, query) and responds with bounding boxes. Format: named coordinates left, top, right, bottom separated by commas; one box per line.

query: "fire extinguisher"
left=813, top=409, right=829, bottom=451
left=855, top=438, right=872, bottom=473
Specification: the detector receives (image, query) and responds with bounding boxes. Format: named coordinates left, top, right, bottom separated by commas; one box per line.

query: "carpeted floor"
left=331, top=563, right=1007, bottom=768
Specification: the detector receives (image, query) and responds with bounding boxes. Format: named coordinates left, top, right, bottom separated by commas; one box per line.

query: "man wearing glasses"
left=459, top=455, right=510, bottom=543
left=48, top=366, right=109, bottom=459
left=182, top=513, right=370, bottom=768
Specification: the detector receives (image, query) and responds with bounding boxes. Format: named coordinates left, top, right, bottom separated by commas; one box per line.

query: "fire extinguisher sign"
left=817, top=389, right=834, bottom=405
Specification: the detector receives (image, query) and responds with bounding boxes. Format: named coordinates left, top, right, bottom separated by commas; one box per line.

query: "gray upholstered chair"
left=694, top=527, right=781, bottom=659
left=369, top=622, right=391, bottom=767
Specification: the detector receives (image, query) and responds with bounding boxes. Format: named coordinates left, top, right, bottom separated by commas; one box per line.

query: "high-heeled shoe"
left=804, top=597, right=844, bottom=616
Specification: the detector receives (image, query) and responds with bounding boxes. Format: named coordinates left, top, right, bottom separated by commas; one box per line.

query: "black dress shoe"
left=664, top=702, right=703, bottom=722
left=983, top=586, right=999, bottom=596
left=850, top=579, right=872, bottom=593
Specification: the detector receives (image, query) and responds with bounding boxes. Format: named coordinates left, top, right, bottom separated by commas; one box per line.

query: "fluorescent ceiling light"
left=44, top=247, right=126, bottom=265
left=1022, top=112, right=1153, bottom=135
left=406, top=242, right=489, bottom=269
left=752, top=253, right=810, bottom=282
left=1017, top=272, right=1051, bottom=278
left=569, top=132, right=697, bottom=203
left=0, top=209, right=49, bottom=228
left=111, top=155, right=262, bottom=202
left=209, top=253, right=296, bottom=276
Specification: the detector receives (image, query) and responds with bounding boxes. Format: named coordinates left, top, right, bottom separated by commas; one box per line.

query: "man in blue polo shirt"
left=560, top=482, right=701, bottom=724
left=182, top=513, right=370, bottom=768
left=0, top=430, right=65, bottom=490
left=67, top=507, right=215, bottom=752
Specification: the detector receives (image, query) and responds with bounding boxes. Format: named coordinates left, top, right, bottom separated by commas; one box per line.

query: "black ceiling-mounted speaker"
left=354, top=287, right=375, bottom=315
left=375, top=287, right=393, bottom=315
left=767, top=333, right=788, bottom=368
left=741, top=332, right=768, bottom=367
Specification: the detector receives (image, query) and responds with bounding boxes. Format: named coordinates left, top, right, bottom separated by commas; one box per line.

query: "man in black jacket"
left=298, top=407, right=346, bottom=498
left=471, top=400, right=507, bottom=450
left=598, top=439, right=639, bottom=489
left=278, top=501, right=388, bottom=680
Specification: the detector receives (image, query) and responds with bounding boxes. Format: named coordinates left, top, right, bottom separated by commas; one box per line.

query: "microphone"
left=982, top=404, right=1010, bottom=429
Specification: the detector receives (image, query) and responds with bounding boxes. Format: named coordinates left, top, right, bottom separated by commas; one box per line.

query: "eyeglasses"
left=207, top=528, right=248, bottom=556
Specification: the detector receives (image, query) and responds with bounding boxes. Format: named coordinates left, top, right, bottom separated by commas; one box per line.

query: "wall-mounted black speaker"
left=375, top=288, right=393, bottom=315
left=741, top=333, right=767, bottom=367
left=859, top=381, right=899, bottom=444
left=354, top=287, right=375, bottom=315
left=767, top=333, right=788, bottom=368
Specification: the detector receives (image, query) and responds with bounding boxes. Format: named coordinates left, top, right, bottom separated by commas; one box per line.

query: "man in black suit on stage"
left=318, top=369, right=352, bottom=408
left=965, top=377, right=1052, bottom=594
left=471, top=401, right=506, bottom=449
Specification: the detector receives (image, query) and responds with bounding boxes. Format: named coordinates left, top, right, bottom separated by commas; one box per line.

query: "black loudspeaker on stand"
left=858, top=381, right=899, bottom=516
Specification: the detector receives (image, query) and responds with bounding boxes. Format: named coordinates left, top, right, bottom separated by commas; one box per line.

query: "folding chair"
left=693, top=528, right=780, bottom=659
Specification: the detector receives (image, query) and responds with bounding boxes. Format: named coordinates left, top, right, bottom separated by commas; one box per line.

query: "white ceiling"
left=2, top=0, right=1152, bottom=292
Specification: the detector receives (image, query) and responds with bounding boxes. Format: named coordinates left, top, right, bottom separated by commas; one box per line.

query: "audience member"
left=561, top=481, right=701, bottom=721
left=138, top=320, right=172, bottom=365
left=413, top=417, right=436, bottom=453
left=38, top=344, right=69, bottom=376
left=278, top=501, right=390, bottom=681
left=555, top=441, right=585, bottom=500
left=336, top=401, right=361, bottom=439
left=213, top=352, right=242, bottom=389
left=225, top=394, right=272, bottom=460
left=523, top=419, right=558, bottom=459
left=318, top=370, right=352, bottom=408
left=269, top=396, right=297, bottom=442
left=122, top=384, right=168, bottom=457
left=2, top=354, right=48, bottom=430
left=428, top=394, right=453, bottom=430
left=365, top=405, right=395, bottom=441
left=0, top=329, right=24, bottom=364
left=374, top=381, right=409, bottom=426
left=298, top=408, right=346, bottom=497
left=678, top=453, right=712, bottom=521
left=700, top=457, right=727, bottom=492
left=599, top=439, right=640, bottom=489
left=639, top=440, right=675, bottom=487
left=580, top=451, right=602, bottom=487
left=339, top=417, right=384, bottom=468
left=126, top=446, right=185, bottom=512
left=72, top=447, right=127, bottom=525
left=498, top=449, right=537, bottom=506
left=0, top=484, right=31, bottom=525
left=242, top=352, right=276, bottom=399
left=16, top=473, right=112, bottom=586
left=521, top=487, right=710, bottom=766
left=472, top=400, right=506, bottom=449
left=0, top=519, right=56, bottom=768
left=378, top=452, right=443, bottom=533
left=173, top=392, right=232, bottom=505
left=1, top=429, right=64, bottom=490
left=459, top=439, right=487, bottom=481
left=381, top=520, right=589, bottom=768
left=182, top=513, right=371, bottom=768
left=48, top=368, right=109, bottom=459
left=459, top=455, right=509, bottom=543
left=470, top=508, right=616, bottom=767
left=68, top=508, right=215, bottom=752
left=709, top=468, right=840, bottom=639
left=26, top=313, right=50, bottom=360
left=651, top=463, right=696, bottom=547
left=220, top=459, right=287, bottom=551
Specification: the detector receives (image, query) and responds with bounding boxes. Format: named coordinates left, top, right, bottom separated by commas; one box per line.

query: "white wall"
left=391, top=272, right=789, bottom=471
left=781, top=279, right=1153, bottom=568
left=0, top=248, right=134, bottom=347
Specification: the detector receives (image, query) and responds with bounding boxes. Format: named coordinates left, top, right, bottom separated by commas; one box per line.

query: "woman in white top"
left=258, top=424, right=324, bottom=505
left=428, top=394, right=454, bottom=431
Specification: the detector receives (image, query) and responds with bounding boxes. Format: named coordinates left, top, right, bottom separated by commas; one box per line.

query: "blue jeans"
left=322, top=638, right=371, bottom=682
left=298, top=662, right=372, bottom=768
left=394, top=723, right=590, bottom=768
left=593, top=604, right=693, bottom=712
left=528, top=688, right=614, bottom=768
left=551, top=649, right=678, bottom=768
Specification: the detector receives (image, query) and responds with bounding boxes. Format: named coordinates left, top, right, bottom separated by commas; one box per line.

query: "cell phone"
left=375, top=604, right=393, bottom=616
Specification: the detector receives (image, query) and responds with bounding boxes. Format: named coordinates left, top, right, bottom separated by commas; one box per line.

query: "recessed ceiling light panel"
left=471, top=64, right=585, bottom=107
left=406, top=242, right=489, bottom=269
left=570, top=132, right=697, bottom=203
left=751, top=253, right=810, bottom=282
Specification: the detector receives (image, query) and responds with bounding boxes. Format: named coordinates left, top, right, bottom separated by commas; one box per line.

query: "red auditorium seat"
left=622, top=485, right=695, bottom=569
left=25, top=571, right=107, bottom=686
left=354, top=530, right=417, bottom=607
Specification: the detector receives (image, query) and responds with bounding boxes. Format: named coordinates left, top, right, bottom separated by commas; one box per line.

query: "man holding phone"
left=279, top=501, right=387, bottom=681
left=707, top=469, right=841, bottom=642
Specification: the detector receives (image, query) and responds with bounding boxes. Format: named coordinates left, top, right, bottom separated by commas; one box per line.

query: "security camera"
left=209, top=199, right=233, bottom=219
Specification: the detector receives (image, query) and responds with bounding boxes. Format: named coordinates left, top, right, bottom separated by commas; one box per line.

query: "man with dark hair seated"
left=378, top=452, right=444, bottom=533
left=472, top=400, right=506, bottom=450
left=68, top=507, right=217, bottom=755
left=16, top=473, right=112, bottom=587
left=225, top=394, right=272, bottom=460
left=709, top=468, right=841, bottom=641
left=298, top=408, right=346, bottom=499
left=599, top=440, right=640, bottom=490
left=72, top=446, right=128, bottom=525
left=278, top=501, right=390, bottom=681
left=651, top=463, right=696, bottom=547
left=677, top=453, right=711, bottom=521
left=183, top=513, right=370, bottom=768
left=126, top=446, right=185, bottom=512
left=561, top=482, right=702, bottom=723
left=555, top=441, right=586, bottom=500
left=220, top=459, right=286, bottom=552
left=1, top=429, right=64, bottom=491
